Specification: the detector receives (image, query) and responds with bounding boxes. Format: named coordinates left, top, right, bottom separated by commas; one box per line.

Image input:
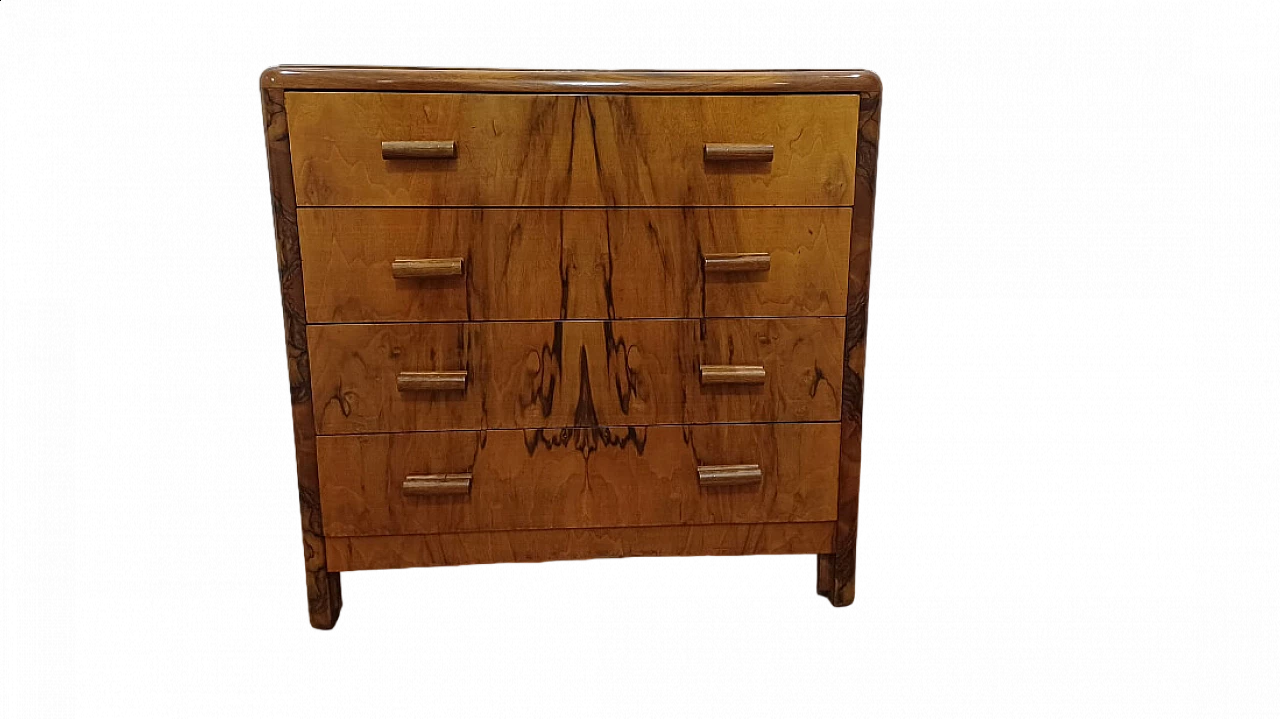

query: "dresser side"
left=819, top=88, right=880, bottom=606
left=261, top=86, right=343, bottom=629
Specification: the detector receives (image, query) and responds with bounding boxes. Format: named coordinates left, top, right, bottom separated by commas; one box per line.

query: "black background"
left=249, top=63, right=896, bottom=632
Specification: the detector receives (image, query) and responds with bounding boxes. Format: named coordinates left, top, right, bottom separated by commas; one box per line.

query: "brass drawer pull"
left=382, top=140, right=457, bottom=159
left=704, top=143, right=774, bottom=162
left=403, top=473, right=472, bottom=496
left=704, top=253, right=771, bottom=273
left=697, top=464, right=764, bottom=487
left=397, top=371, right=468, bottom=392
left=391, top=258, right=464, bottom=278
left=700, top=365, right=766, bottom=385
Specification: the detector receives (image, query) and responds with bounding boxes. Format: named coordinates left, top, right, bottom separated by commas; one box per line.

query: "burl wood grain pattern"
left=316, top=423, right=839, bottom=536
left=261, top=87, right=342, bottom=629
left=262, top=66, right=882, bottom=95
left=818, top=90, right=881, bottom=607
left=326, top=522, right=836, bottom=572
left=285, top=93, right=859, bottom=206
left=298, top=208, right=851, bottom=322
left=307, top=318, right=844, bottom=433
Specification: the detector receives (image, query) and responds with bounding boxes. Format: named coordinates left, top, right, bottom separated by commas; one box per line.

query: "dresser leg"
left=817, top=553, right=833, bottom=598
left=305, top=562, right=342, bottom=630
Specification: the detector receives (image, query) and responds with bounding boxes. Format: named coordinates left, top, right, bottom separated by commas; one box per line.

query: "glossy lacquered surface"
left=297, top=207, right=852, bottom=322
left=316, top=423, right=839, bottom=536
left=306, top=318, right=844, bottom=434
left=262, top=66, right=882, bottom=94
left=285, top=92, right=860, bottom=206
left=262, top=67, right=881, bottom=628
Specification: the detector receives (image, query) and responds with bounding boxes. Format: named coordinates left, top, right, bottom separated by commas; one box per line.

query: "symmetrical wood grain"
left=263, top=68, right=879, bottom=624
left=316, top=423, right=838, bottom=536
left=285, top=93, right=860, bottom=206
left=261, top=87, right=342, bottom=629
left=326, top=522, right=836, bottom=572
left=298, top=208, right=851, bottom=322
left=307, top=318, right=844, bottom=434
left=262, top=66, right=882, bottom=95
left=818, top=90, right=881, bottom=607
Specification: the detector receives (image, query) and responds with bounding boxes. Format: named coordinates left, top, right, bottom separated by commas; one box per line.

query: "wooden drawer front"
left=298, top=208, right=852, bottom=322
left=286, top=92, right=859, bottom=206
left=317, top=423, right=839, bottom=536
left=308, top=318, right=843, bottom=434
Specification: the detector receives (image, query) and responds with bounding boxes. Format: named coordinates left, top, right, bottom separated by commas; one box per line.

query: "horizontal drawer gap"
left=298, top=204, right=857, bottom=210
left=284, top=89, right=866, bottom=97
left=325, top=519, right=838, bottom=539
left=307, top=315, right=845, bottom=326
left=314, top=420, right=840, bottom=438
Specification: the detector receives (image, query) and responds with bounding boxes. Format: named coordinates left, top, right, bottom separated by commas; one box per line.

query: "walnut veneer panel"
left=307, top=318, right=843, bottom=434
left=286, top=93, right=859, bottom=207
left=326, top=522, right=836, bottom=571
left=298, top=208, right=851, bottom=322
left=317, top=423, right=838, bottom=536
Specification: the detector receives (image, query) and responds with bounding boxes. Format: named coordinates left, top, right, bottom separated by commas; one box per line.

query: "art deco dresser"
left=260, top=66, right=881, bottom=628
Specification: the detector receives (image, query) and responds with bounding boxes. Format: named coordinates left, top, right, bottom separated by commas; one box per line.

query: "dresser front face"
left=263, top=68, right=879, bottom=627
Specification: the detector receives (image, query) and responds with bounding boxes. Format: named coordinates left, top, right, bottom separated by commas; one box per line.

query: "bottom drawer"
left=317, top=423, right=839, bottom=537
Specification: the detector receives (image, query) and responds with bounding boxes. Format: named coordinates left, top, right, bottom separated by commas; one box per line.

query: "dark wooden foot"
left=817, top=553, right=833, bottom=598
left=306, top=565, right=342, bottom=630
left=829, top=547, right=860, bottom=603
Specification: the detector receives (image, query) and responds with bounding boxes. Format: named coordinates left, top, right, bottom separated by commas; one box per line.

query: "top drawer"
left=286, top=92, right=860, bottom=207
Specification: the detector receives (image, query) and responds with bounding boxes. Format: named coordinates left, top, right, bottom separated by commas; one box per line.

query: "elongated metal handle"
left=704, top=253, right=771, bottom=273
left=704, top=143, right=774, bottom=162
left=397, top=371, right=468, bottom=392
left=382, top=140, right=457, bottom=159
left=697, top=464, right=763, bottom=487
left=700, top=365, right=766, bottom=385
left=391, top=258, right=464, bottom=278
left=403, top=473, right=472, bottom=496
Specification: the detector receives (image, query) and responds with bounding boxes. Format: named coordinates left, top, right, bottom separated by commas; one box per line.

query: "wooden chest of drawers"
left=260, top=67, right=881, bottom=628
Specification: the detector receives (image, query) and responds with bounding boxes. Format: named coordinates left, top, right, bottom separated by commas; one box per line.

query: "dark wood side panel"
left=326, top=522, right=836, bottom=571
left=262, top=66, right=882, bottom=95
left=819, top=90, right=880, bottom=607
left=262, top=87, right=342, bottom=629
